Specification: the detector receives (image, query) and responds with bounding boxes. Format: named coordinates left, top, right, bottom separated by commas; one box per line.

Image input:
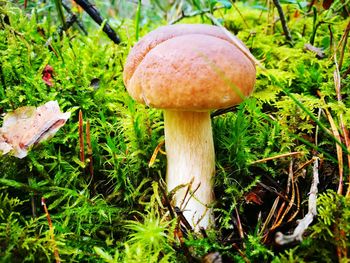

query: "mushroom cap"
left=123, top=24, right=256, bottom=111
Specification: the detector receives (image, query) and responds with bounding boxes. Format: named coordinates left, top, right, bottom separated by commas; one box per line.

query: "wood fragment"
left=304, top=43, right=325, bottom=58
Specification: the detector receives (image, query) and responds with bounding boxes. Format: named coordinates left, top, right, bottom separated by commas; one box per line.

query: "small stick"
left=174, top=206, right=193, bottom=231
left=232, top=244, right=251, bottom=263
left=62, top=2, right=88, bottom=35
left=275, top=157, right=319, bottom=245
left=211, top=106, right=236, bottom=118
left=159, top=180, right=175, bottom=219
left=57, top=14, right=78, bottom=36
left=294, top=158, right=317, bottom=177
left=272, top=0, right=293, bottom=42
left=78, top=110, right=85, bottom=164
left=42, top=198, right=61, bottom=263
left=73, top=0, right=120, bottom=44
left=179, top=178, right=194, bottom=210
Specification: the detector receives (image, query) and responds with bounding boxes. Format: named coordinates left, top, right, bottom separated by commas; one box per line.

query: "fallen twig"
left=304, top=43, right=325, bottom=58
left=57, top=14, right=77, bottom=36
left=211, top=106, right=236, bottom=118
left=73, top=0, right=120, bottom=44
left=62, top=1, right=88, bottom=35
left=275, top=157, right=319, bottom=245
left=272, top=0, right=293, bottom=43
left=174, top=206, right=193, bottom=231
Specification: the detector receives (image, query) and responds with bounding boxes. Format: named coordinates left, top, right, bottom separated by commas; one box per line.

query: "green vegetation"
left=0, top=0, right=349, bottom=262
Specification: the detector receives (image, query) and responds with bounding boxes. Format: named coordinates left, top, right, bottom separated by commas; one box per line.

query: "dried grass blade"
left=78, top=110, right=85, bottom=164
left=148, top=140, right=165, bottom=168
left=250, top=152, right=303, bottom=164
left=324, top=108, right=343, bottom=195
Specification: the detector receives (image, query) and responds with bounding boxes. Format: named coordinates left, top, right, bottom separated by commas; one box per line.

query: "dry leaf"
left=42, top=65, right=54, bottom=86
left=0, top=101, right=70, bottom=158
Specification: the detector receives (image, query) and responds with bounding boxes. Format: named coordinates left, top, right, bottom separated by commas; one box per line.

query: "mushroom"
left=123, top=24, right=256, bottom=229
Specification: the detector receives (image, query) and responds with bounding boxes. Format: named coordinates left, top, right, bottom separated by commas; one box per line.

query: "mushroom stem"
left=164, top=110, right=215, bottom=229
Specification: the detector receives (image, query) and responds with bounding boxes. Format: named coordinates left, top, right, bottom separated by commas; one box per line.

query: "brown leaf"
left=42, top=65, right=54, bottom=86
left=322, top=0, right=333, bottom=9
left=244, top=185, right=265, bottom=205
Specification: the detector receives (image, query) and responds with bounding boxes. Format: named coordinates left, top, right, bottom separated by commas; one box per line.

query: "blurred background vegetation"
left=0, top=0, right=349, bottom=262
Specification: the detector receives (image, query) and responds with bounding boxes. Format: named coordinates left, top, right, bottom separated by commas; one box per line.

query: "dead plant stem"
left=78, top=110, right=85, bottom=164
left=42, top=198, right=61, bottom=263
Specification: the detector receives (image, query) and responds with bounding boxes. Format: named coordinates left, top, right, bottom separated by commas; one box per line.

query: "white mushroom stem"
left=164, top=110, right=215, bottom=229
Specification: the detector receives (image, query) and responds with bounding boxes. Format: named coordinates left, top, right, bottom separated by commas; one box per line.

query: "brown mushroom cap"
left=123, top=24, right=256, bottom=111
